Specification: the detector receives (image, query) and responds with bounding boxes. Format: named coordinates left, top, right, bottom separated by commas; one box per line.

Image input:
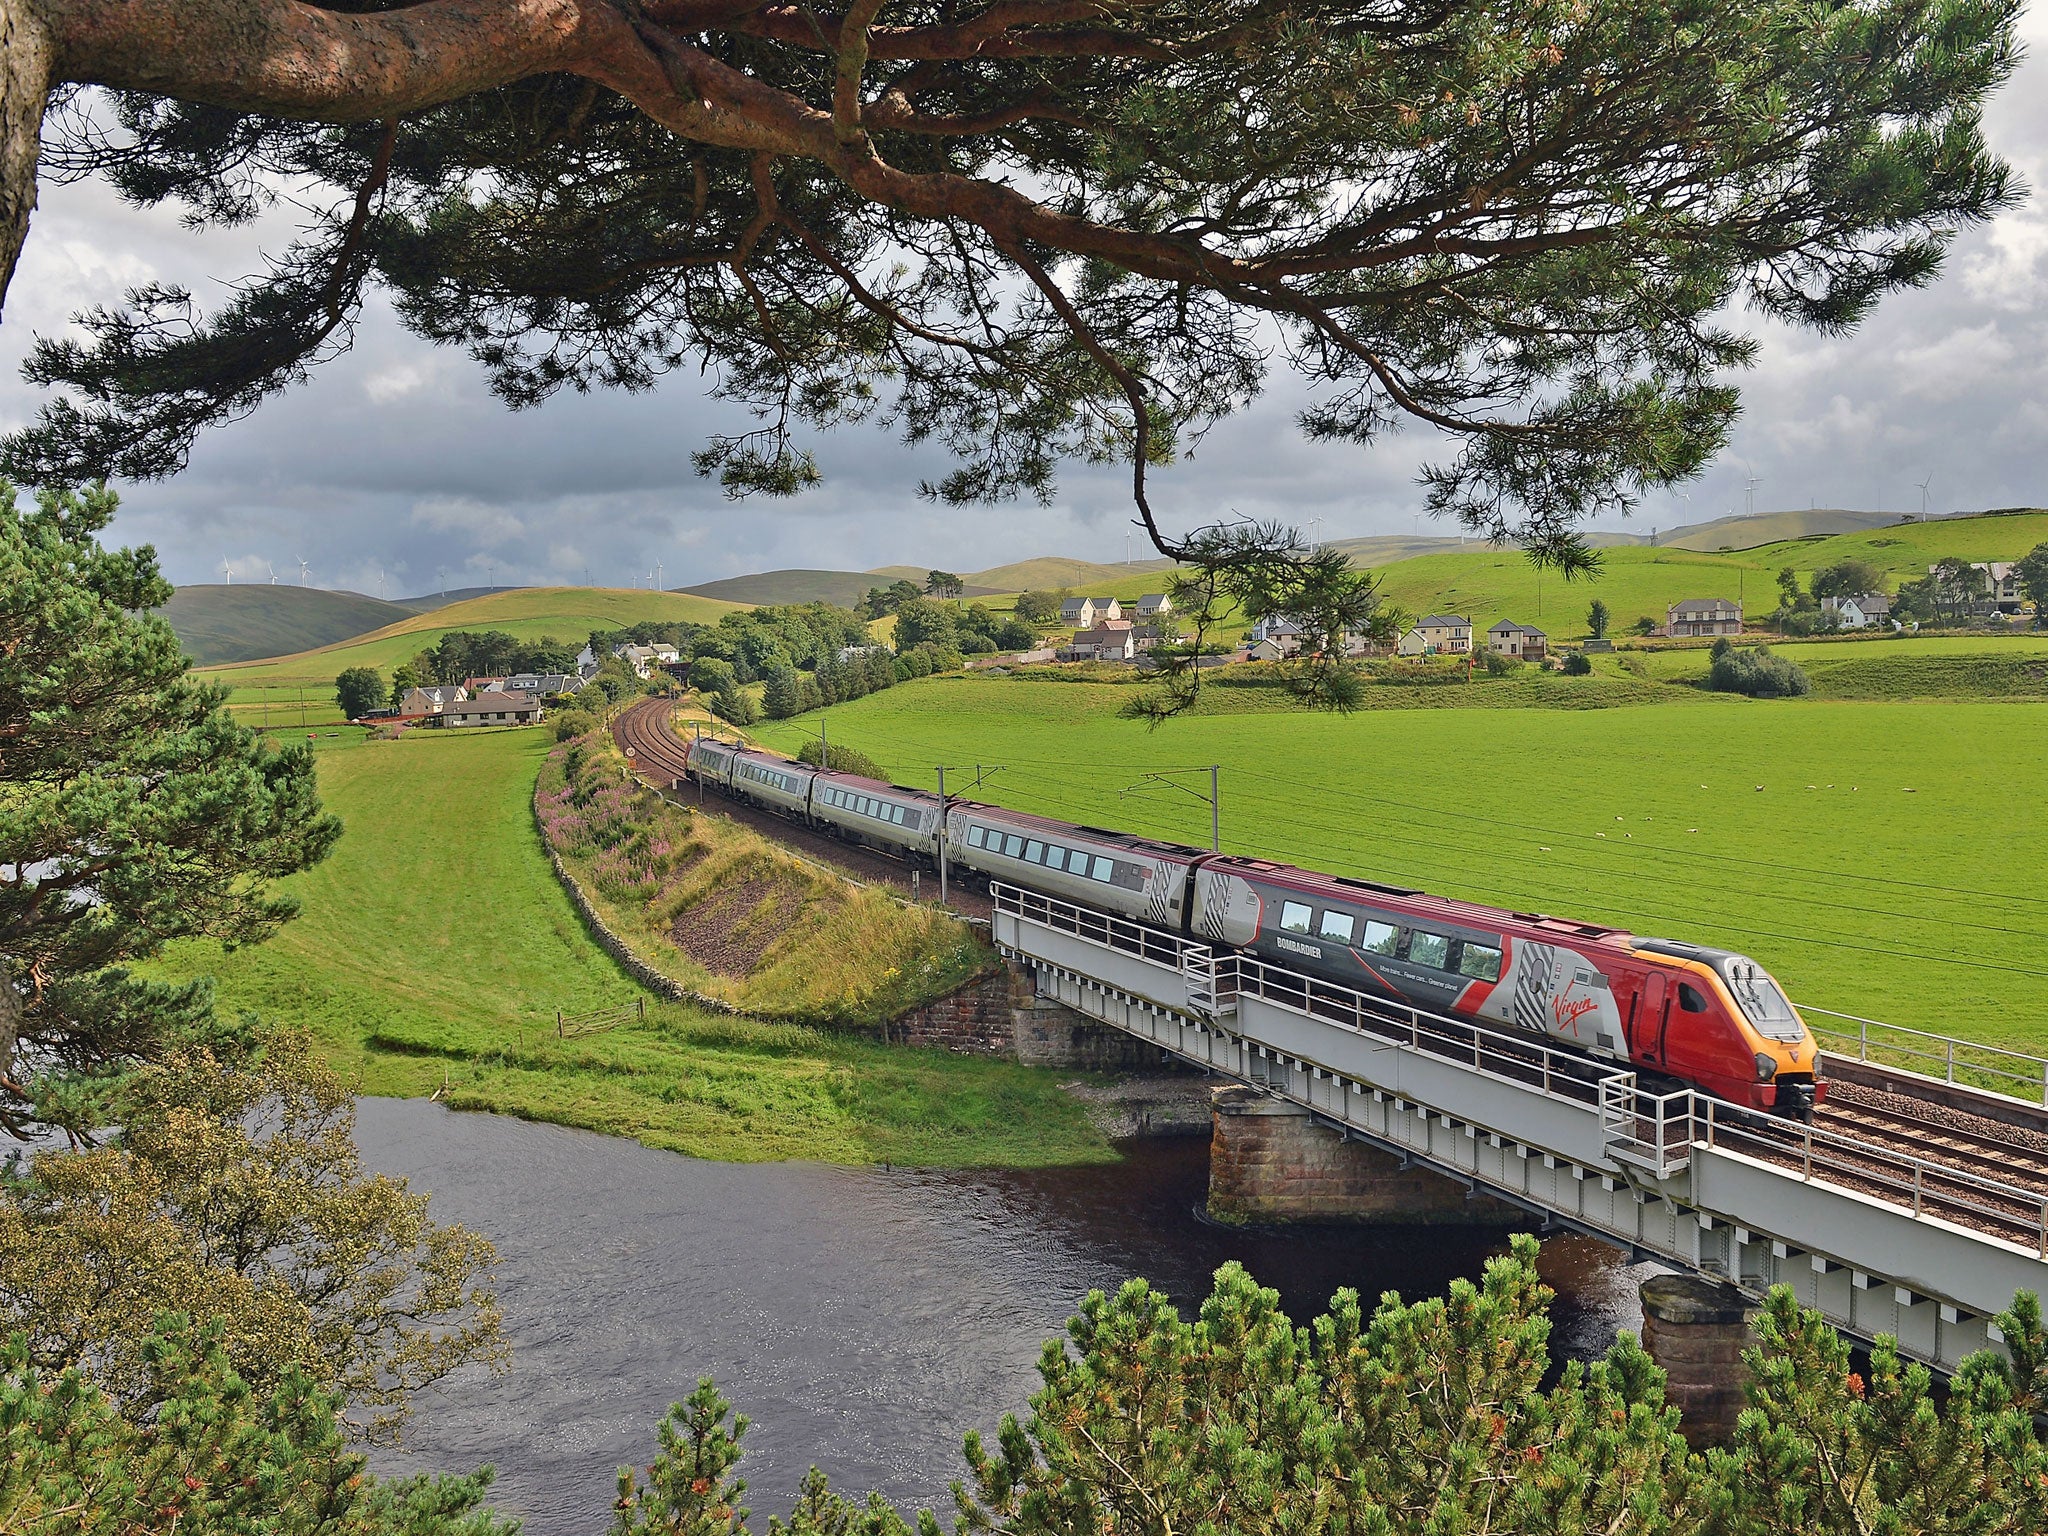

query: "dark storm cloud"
left=4, top=18, right=2044, bottom=592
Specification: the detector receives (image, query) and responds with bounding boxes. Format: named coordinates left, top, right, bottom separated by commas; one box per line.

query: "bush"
left=1709, top=643, right=1811, bottom=698
left=1562, top=652, right=1593, bottom=676
left=796, top=739, right=887, bottom=779
left=689, top=656, right=738, bottom=694
left=334, top=665, right=385, bottom=719
left=711, top=683, right=761, bottom=725
left=1632, top=615, right=1660, bottom=636
left=552, top=708, right=596, bottom=741
left=1480, top=650, right=1521, bottom=677
left=1710, top=636, right=1734, bottom=660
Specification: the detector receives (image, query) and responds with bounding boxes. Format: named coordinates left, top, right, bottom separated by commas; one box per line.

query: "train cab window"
left=1678, top=983, right=1710, bottom=1013
left=1092, top=856, right=1115, bottom=882
left=967, top=826, right=986, bottom=848
left=1360, top=921, right=1399, bottom=955
left=1458, top=943, right=1503, bottom=982
left=1025, top=840, right=1044, bottom=863
left=1318, top=911, right=1356, bottom=942
left=1409, top=932, right=1451, bottom=970
left=1279, top=902, right=1313, bottom=934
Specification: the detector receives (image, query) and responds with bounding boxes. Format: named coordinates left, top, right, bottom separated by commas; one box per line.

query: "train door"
left=1640, top=973, right=1668, bottom=1066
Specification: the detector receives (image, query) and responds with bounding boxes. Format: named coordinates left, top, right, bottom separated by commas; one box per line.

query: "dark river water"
left=358, top=1098, right=1653, bottom=1536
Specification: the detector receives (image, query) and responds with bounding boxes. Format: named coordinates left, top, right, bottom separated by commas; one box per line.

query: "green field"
left=156, top=584, right=415, bottom=664
left=155, top=726, right=1111, bottom=1165
left=755, top=676, right=2048, bottom=1050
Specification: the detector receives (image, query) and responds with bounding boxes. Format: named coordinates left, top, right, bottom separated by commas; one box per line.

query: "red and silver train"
left=685, top=737, right=1824, bottom=1114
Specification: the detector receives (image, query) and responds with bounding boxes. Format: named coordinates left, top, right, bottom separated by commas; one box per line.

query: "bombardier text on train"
left=684, top=737, right=1824, bottom=1115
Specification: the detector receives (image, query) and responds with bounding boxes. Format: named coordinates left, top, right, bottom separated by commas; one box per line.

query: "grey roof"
left=1670, top=598, right=1740, bottom=615
left=445, top=690, right=540, bottom=716
left=1417, top=614, right=1471, bottom=628
left=1488, top=620, right=1545, bottom=636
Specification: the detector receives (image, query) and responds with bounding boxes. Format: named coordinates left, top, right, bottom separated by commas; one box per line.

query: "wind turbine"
left=297, top=557, right=310, bottom=587
left=437, top=566, right=447, bottom=597
left=220, top=555, right=232, bottom=585
left=1917, top=473, right=1932, bottom=519
left=266, top=562, right=276, bottom=585
left=656, top=559, right=664, bottom=590
left=1744, top=473, right=1760, bottom=520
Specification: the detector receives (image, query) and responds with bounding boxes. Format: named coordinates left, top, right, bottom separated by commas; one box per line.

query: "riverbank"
left=155, top=728, right=1119, bottom=1165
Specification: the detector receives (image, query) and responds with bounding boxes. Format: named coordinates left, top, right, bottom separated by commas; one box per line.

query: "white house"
left=1059, top=596, right=1123, bottom=628
left=500, top=672, right=584, bottom=696
left=1820, top=593, right=1892, bottom=629
left=1244, top=615, right=1307, bottom=650
left=1134, top=593, right=1173, bottom=619
left=1060, top=622, right=1136, bottom=661
left=612, top=642, right=681, bottom=679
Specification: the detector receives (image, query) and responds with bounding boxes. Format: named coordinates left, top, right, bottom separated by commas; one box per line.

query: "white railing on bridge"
left=1807, top=1006, right=2048, bottom=1107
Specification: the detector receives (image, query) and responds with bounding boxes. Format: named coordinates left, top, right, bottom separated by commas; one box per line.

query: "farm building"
left=442, top=690, right=544, bottom=727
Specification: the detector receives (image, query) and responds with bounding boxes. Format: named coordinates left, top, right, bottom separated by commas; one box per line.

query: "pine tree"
left=0, top=482, right=339, bottom=1139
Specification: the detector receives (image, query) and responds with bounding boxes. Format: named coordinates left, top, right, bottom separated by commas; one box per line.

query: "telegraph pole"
left=936, top=765, right=947, bottom=906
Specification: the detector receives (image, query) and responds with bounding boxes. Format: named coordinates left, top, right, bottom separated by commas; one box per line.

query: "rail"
left=1807, top=1007, right=2048, bottom=1107
left=1699, top=1096, right=2048, bottom=1258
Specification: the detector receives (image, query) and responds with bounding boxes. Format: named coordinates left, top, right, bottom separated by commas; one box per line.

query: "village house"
left=1930, top=561, right=2025, bottom=614
left=1820, top=593, right=1893, bottom=629
left=1129, top=623, right=1179, bottom=652
left=1060, top=621, right=1137, bottom=661
left=1664, top=598, right=1743, bottom=637
left=1059, top=596, right=1124, bottom=627
left=442, top=690, right=544, bottom=727
left=612, top=641, right=682, bottom=678
left=1403, top=614, right=1473, bottom=656
left=500, top=672, right=585, bottom=696
left=1134, top=593, right=1173, bottom=619
left=1244, top=616, right=1307, bottom=653
left=1486, top=620, right=1548, bottom=659
left=395, top=684, right=467, bottom=719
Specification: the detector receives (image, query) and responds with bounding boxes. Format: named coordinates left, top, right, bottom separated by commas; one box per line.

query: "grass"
left=755, top=674, right=2048, bottom=1052
left=154, top=724, right=1111, bottom=1166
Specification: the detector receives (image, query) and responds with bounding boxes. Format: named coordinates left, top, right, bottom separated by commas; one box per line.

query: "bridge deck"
left=991, top=883, right=2048, bottom=1374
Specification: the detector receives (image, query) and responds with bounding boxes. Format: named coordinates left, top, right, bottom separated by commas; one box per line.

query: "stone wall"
left=891, top=962, right=1170, bottom=1069
left=1207, top=1085, right=1522, bottom=1225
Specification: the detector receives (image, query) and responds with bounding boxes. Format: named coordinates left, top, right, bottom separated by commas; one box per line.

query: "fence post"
left=638, top=996, right=646, bottom=1021
left=1946, top=1037, right=1956, bottom=1084
left=556, top=1009, right=563, bottom=1038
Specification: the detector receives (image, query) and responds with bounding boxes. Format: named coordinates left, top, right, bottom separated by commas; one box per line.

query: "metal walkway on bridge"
left=990, top=882, right=2048, bottom=1374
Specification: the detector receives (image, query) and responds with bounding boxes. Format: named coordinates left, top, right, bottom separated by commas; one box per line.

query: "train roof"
left=953, top=801, right=1213, bottom=862
left=1209, top=856, right=1638, bottom=948
left=816, top=768, right=939, bottom=802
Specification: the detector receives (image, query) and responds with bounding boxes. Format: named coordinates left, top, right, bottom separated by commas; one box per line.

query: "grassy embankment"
left=154, top=726, right=1110, bottom=1165
left=755, top=672, right=2048, bottom=1051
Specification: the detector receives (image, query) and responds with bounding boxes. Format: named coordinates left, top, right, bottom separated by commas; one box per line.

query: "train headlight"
left=1754, top=1053, right=1778, bottom=1082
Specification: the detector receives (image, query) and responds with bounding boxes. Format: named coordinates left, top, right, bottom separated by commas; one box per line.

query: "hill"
left=1655, top=508, right=1910, bottom=551
left=155, top=584, right=415, bottom=664
left=391, top=585, right=532, bottom=611
left=203, top=585, right=744, bottom=690
left=682, top=568, right=891, bottom=606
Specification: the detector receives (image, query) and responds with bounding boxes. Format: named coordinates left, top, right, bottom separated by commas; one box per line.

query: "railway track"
left=609, top=697, right=993, bottom=919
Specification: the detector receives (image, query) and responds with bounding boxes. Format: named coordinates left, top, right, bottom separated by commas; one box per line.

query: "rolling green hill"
left=201, top=586, right=745, bottom=718
left=1653, top=508, right=1909, bottom=551
left=155, top=584, right=415, bottom=665
left=682, top=568, right=897, bottom=606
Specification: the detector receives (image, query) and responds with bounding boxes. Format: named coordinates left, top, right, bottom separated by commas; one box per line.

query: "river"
left=358, top=1098, right=1652, bottom=1536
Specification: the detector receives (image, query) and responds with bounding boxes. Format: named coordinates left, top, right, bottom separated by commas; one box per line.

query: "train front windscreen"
left=1718, top=956, right=1805, bottom=1042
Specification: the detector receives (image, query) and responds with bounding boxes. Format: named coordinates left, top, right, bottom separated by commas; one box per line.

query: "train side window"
left=967, top=826, right=986, bottom=848
left=1409, top=932, right=1451, bottom=969
left=1359, top=921, right=1398, bottom=955
left=1092, top=856, right=1115, bottom=882
left=1043, top=846, right=1065, bottom=870
left=1279, top=902, right=1313, bottom=934
left=1459, top=943, right=1503, bottom=982
left=1004, top=835, right=1025, bottom=857
left=892, top=805, right=907, bottom=824
left=1025, top=840, right=1044, bottom=863
left=1678, top=983, right=1709, bottom=1013
left=1318, top=911, right=1356, bottom=942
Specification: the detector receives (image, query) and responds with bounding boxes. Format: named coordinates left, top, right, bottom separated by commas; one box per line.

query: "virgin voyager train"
left=685, top=736, right=1824, bottom=1115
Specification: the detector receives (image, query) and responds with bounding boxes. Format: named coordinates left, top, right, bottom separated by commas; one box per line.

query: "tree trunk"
left=0, top=0, right=49, bottom=321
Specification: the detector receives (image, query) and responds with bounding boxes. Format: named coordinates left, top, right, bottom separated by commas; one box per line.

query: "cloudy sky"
left=5, top=18, right=2046, bottom=597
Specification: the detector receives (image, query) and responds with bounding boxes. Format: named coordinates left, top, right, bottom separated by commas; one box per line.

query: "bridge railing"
left=1698, top=1097, right=2048, bottom=1258
left=1805, top=1007, right=2048, bottom=1107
